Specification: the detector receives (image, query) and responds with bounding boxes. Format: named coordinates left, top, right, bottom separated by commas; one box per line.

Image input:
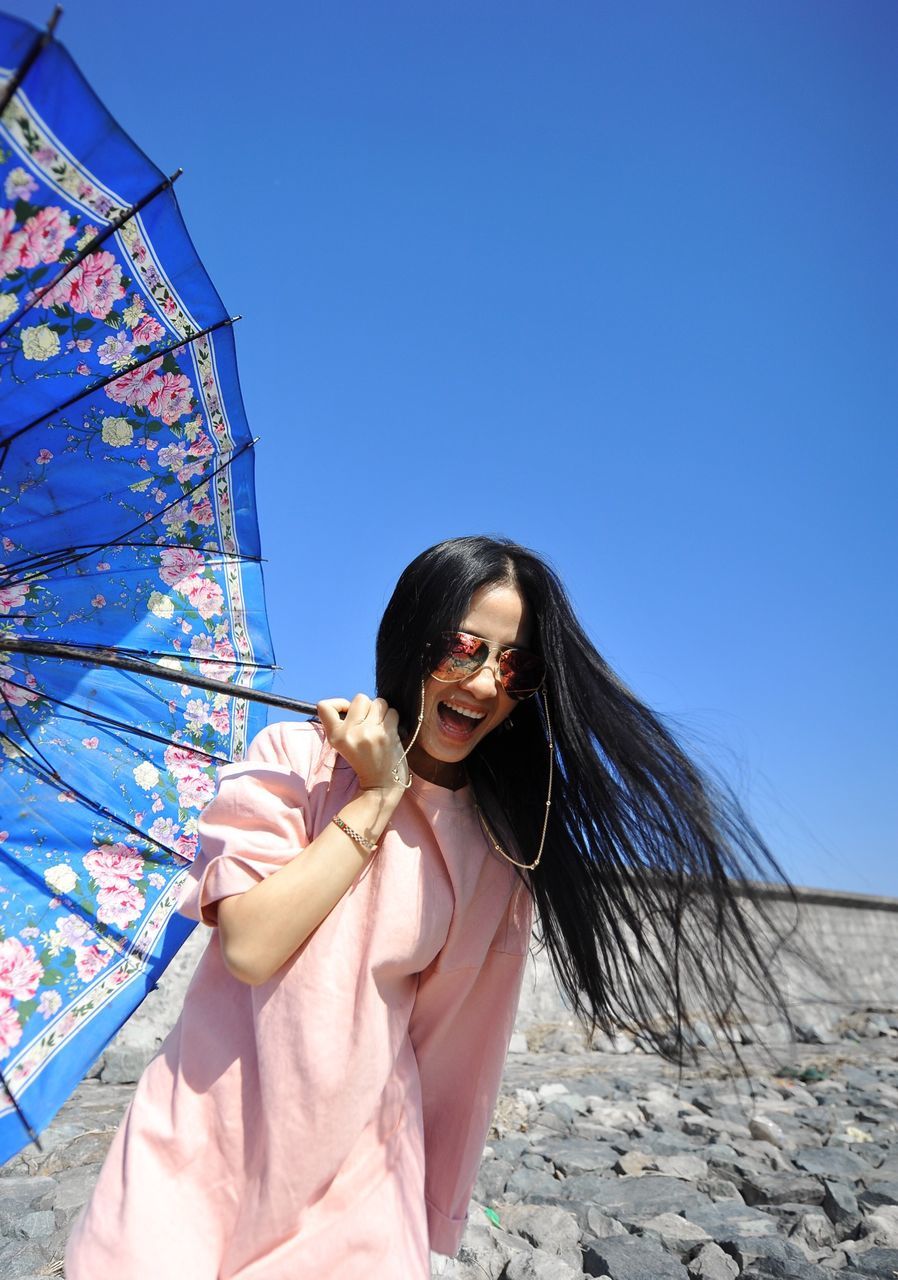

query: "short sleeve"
left=177, top=721, right=321, bottom=927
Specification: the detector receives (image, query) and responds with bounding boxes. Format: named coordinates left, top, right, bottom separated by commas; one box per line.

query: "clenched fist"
left=316, top=694, right=409, bottom=794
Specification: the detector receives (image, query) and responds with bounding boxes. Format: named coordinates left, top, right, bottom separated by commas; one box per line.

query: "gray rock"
left=494, top=1204, right=582, bottom=1269
left=794, top=1147, right=872, bottom=1180
left=686, top=1242, right=740, bottom=1280
left=686, top=1200, right=782, bottom=1240
left=845, top=1246, right=898, bottom=1275
left=654, top=1154, right=709, bottom=1181
left=503, top=1165, right=562, bottom=1204
left=740, top=1171, right=825, bottom=1207
left=532, top=1138, right=619, bottom=1176
left=504, top=1251, right=584, bottom=1280
left=787, top=1208, right=839, bottom=1253
left=640, top=1211, right=712, bottom=1254
left=583, top=1207, right=629, bottom=1239
left=718, top=1232, right=820, bottom=1274
left=822, top=1179, right=862, bottom=1234
left=859, top=1180, right=898, bottom=1210
left=584, top=1234, right=690, bottom=1278
left=575, top=1175, right=712, bottom=1227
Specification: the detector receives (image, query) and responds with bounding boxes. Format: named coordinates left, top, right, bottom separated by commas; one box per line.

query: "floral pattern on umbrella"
left=0, top=11, right=286, bottom=1162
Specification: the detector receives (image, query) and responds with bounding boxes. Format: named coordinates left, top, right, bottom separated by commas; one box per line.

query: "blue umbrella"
left=0, top=8, right=313, bottom=1164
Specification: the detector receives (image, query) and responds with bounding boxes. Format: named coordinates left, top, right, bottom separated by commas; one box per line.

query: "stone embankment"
left=3, top=1007, right=898, bottom=1279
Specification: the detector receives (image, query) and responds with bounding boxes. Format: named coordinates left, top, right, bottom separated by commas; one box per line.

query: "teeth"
left=444, top=702, right=486, bottom=721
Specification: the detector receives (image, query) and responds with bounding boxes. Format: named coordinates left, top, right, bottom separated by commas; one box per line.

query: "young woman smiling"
left=66, top=534, right=804, bottom=1280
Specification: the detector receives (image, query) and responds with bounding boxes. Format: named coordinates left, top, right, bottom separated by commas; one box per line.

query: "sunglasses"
left=428, top=631, right=546, bottom=701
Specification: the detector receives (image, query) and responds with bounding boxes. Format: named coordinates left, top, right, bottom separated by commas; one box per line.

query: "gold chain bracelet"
left=332, top=814, right=378, bottom=854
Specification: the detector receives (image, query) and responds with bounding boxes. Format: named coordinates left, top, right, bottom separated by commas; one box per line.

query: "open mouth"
left=436, top=700, right=487, bottom=741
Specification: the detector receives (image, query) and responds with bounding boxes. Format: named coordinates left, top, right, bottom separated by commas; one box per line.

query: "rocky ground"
left=2, top=1010, right=898, bottom=1280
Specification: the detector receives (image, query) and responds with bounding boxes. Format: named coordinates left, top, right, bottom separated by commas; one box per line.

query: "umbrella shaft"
left=1, top=638, right=317, bottom=716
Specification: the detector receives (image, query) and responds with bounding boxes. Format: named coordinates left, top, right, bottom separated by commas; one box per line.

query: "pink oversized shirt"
left=65, top=719, right=533, bottom=1279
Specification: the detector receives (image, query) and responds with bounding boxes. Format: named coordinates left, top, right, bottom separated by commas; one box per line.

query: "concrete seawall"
left=98, top=879, right=898, bottom=1082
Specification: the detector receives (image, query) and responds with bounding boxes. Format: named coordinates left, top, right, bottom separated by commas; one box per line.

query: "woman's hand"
left=317, top=694, right=408, bottom=793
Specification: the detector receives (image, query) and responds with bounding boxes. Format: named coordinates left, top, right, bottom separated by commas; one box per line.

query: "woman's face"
left=406, top=580, right=532, bottom=788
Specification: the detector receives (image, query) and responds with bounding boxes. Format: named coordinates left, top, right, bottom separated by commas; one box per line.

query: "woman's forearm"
left=216, top=785, right=404, bottom=985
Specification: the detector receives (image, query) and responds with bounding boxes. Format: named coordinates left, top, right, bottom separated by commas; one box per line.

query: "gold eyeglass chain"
left=474, top=692, right=553, bottom=872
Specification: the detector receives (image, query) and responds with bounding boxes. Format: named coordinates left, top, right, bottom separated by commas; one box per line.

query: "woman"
left=66, top=534, right=807, bottom=1279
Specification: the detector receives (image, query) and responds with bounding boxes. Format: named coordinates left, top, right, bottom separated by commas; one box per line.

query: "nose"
left=459, top=660, right=501, bottom=699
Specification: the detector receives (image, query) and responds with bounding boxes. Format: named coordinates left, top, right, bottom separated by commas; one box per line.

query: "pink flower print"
left=132, top=315, right=164, bottom=345
left=175, top=834, right=198, bottom=861
left=184, top=577, right=223, bottom=619
left=81, top=737, right=99, bottom=749
left=41, top=249, right=125, bottom=319
left=96, top=884, right=144, bottom=928
left=96, top=329, right=135, bottom=366
left=0, top=208, right=25, bottom=276
left=158, top=545, right=205, bottom=590
left=75, top=363, right=90, bottom=375
left=74, top=944, right=113, bottom=982
left=105, top=357, right=163, bottom=408
left=96, top=561, right=110, bottom=571
left=0, top=662, right=37, bottom=706
left=161, top=498, right=190, bottom=528
left=148, top=817, right=178, bottom=844
left=0, top=581, right=29, bottom=613
left=188, top=496, right=214, bottom=527
left=2, top=538, right=14, bottom=552
left=91, top=594, right=106, bottom=608
left=0, top=998, right=22, bottom=1059
left=163, top=295, right=177, bottom=316
left=83, top=843, right=143, bottom=888
left=209, top=706, right=230, bottom=733
left=0, top=938, right=43, bottom=1000
left=57, top=791, right=76, bottom=803
left=19, top=207, right=75, bottom=267
left=163, top=744, right=208, bottom=778
left=36, top=449, right=52, bottom=464
left=157, top=443, right=186, bottom=471
left=176, top=768, right=216, bottom=810
left=147, top=372, right=192, bottom=425
left=76, top=339, right=92, bottom=353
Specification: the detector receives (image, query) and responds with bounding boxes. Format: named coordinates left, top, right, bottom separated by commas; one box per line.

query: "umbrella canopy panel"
left=0, top=12, right=278, bottom=1161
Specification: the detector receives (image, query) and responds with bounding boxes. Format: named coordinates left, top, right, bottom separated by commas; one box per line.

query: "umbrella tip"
left=169, top=167, right=185, bottom=184
left=47, top=5, right=63, bottom=35
left=230, top=314, right=243, bottom=324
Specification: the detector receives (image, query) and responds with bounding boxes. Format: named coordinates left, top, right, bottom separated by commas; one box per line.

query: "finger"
left=317, top=698, right=351, bottom=734
left=383, top=707, right=400, bottom=734
left=345, top=692, right=372, bottom=724
left=369, top=697, right=389, bottom=725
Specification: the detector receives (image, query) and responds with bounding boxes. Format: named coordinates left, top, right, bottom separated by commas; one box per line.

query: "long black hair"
left=376, top=534, right=832, bottom=1077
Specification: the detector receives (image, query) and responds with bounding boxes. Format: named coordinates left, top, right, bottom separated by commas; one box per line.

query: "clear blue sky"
left=14, top=1, right=896, bottom=894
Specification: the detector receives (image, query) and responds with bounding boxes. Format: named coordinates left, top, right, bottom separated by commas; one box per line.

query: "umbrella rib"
left=9, top=442, right=251, bottom=585
left=1, top=638, right=316, bottom=714
left=1, top=634, right=273, bottom=673
left=0, top=314, right=240, bottom=452
left=0, top=709, right=187, bottom=869
left=0, top=5, right=61, bottom=117
left=0, top=668, right=230, bottom=765
left=0, top=541, right=261, bottom=578
left=0, top=169, right=184, bottom=342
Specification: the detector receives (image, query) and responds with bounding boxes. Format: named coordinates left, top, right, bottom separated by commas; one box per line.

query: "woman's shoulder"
left=243, top=718, right=341, bottom=785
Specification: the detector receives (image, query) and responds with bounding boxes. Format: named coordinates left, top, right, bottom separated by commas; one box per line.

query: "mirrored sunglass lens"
left=500, top=649, right=545, bottom=696
left=432, top=632, right=489, bottom=679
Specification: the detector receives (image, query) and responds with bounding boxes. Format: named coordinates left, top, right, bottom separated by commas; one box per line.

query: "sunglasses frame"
left=427, top=630, right=546, bottom=701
